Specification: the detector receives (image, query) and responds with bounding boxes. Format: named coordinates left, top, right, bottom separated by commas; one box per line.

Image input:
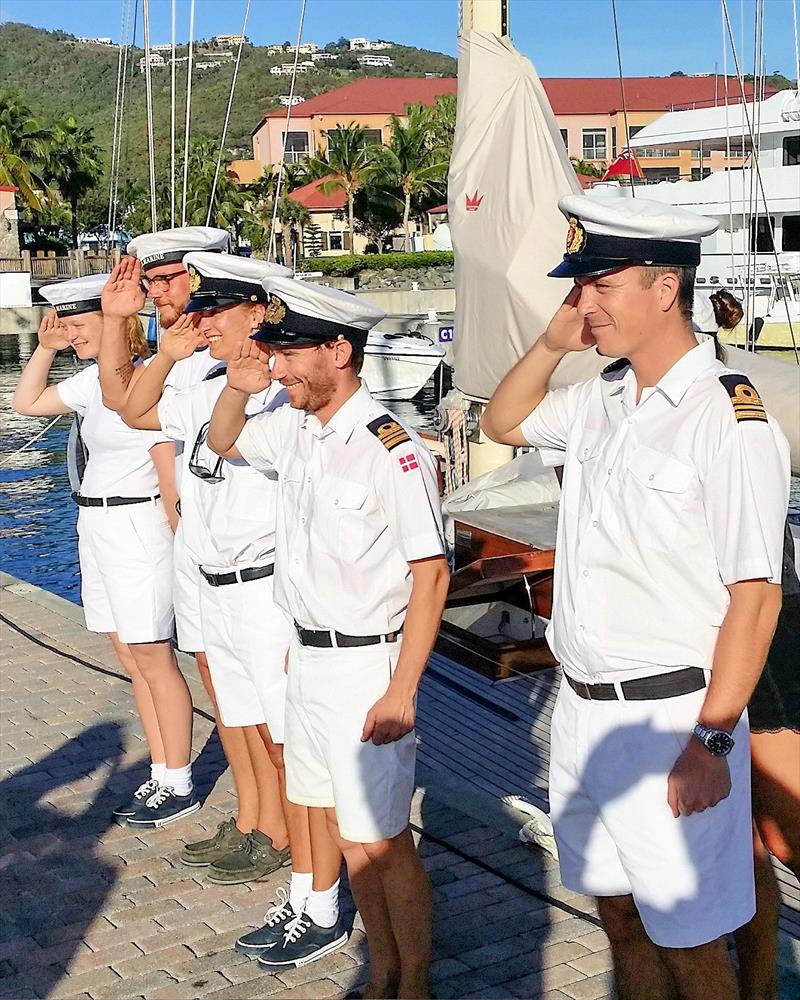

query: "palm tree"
left=277, top=196, right=310, bottom=265
left=0, top=92, right=53, bottom=211
left=47, top=116, right=104, bottom=248
left=570, top=157, right=604, bottom=178
left=309, top=124, right=379, bottom=248
left=377, top=115, right=448, bottom=252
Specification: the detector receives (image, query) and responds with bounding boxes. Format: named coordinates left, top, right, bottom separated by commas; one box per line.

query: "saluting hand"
left=160, top=312, right=206, bottom=362
left=37, top=309, right=70, bottom=351
left=226, top=339, right=272, bottom=395
left=542, top=285, right=595, bottom=354
left=667, top=738, right=732, bottom=818
left=102, top=256, right=146, bottom=318
left=362, top=690, right=415, bottom=746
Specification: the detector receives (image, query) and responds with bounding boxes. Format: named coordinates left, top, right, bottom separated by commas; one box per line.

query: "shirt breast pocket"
left=625, top=445, right=694, bottom=551
left=315, top=476, right=369, bottom=559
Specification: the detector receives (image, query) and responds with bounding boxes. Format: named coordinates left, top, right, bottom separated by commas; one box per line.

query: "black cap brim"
left=251, top=329, right=369, bottom=349
left=548, top=258, right=633, bottom=279
left=184, top=296, right=244, bottom=314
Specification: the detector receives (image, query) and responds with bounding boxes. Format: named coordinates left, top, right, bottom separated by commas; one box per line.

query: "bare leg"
left=658, top=937, right=740, bottom=1000
left=259, top=734, right=312, bottom=873
left=109, top=632, right=165, bottom=765
left=309, top=806, right=343, bottom=891
left=128, top=640, right=193, bottom=768
left=596, top=895, right=676, bottom=1000
left=195, top=651, right=258, bottom=833
left=736, top=728, right=800, bottom=1000
left=246, top=724, right=287, bottom=849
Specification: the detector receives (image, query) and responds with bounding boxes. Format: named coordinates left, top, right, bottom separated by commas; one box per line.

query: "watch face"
left=706, top=731, right=734, bottom=755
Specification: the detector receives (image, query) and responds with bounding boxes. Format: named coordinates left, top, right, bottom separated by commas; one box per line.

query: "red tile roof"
left=256, top=76, right=771, bottom=134
left=288, top=176, right=346, bottom=211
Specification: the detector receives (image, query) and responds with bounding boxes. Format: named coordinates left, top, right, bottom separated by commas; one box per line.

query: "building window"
left=691, top=167, right=712, bottom=180
left=582, top=129, right=606, bottom=160
left=362, top=128, right=383, bottom=146
left=750, top=216, right=775, bottom=253
left=782, top=215, right=800, bottom=252
left=784, top=135, right=800, bottom=166
left=611, top=126, right=616, bottom=158
left=282, top=131, right=309, bottom=164
left=329, top=232, right=344, bottom=251
left=559, top=129, right=568, bottom=153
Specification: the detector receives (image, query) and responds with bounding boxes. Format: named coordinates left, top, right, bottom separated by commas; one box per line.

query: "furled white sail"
left=448, top=30, right=580, bottom=402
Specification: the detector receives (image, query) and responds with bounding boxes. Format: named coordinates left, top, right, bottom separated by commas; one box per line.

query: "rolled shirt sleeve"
left=235, top=406, right=285, bottom=473
left=519, top=381, right=588, bottom=456
left=157, top=386, right=191, bottom=443
left=702, top=413, right=790, bottom=586
left=376, top=439, right=446, bottom=563
left=55, top=365, right=98, bottom=415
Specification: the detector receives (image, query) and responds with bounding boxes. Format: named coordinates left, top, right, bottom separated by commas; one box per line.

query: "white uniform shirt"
left=57, top=363, right=168, bottom=497
left=163, top=348, right=224, bottom=482
left=237, top=383, right=446, bottom=634
left=158, top=375, right=286, bottom=572
left=520, top=338, right=790, bottom=683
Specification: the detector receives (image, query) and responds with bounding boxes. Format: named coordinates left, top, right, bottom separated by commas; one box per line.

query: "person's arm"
left=98, top=256, right=147, bottom=411
left=12, top=311, right=74, bottom=416
left=208, top=339, right=272, bottom=459
left=481, top=286, right=595, bottom=446
left=123, top=313, right=206, bottom=430
left=361, top=554, right=450, bottom=746
left=149, top=440, right=180, bottom=533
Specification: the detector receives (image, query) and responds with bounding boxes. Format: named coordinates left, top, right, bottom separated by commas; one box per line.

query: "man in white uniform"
left=208, top=278, right=450, bottom=996
left=482, top=197, right=790, bottom=1000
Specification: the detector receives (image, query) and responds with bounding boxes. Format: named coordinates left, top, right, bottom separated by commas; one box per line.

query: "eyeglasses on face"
left=188, top=422, right=225, bottom=484
left=140, top=269, right=186, bottom=293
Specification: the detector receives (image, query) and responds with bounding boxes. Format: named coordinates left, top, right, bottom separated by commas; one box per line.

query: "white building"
left=266, top=44, right=285, bottom=54
left=271, top=63, right=312, bottom=76
left=279, top=95, right=306, bottom=106
left=78, top=36, right=113, bottom=45
left=138, top=52, right=166, bottom=73
left=215, top=34, right=248, bottom=47
left=311, top=52, right=336, bottom=62
left=297, top=42, right=319, bottom=54
left=349, top=37, right=392, bottom=51
left=152, top=43, right=173, bottom=52
left=356, top=54, right=393, bottom=68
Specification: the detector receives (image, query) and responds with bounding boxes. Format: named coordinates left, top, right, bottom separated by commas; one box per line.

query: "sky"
left=1, top=0, right=798, bottom=79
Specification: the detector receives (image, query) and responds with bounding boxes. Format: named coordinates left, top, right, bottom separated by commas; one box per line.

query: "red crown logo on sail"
left=465, top=190, right=483, bottom=212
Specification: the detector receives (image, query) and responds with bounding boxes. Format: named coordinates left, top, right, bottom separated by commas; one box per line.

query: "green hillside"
left=0, top=22, right=456, bottom=189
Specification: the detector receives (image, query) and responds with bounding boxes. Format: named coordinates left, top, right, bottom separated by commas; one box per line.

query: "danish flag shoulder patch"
left=398, top=453, right=419, bottom=473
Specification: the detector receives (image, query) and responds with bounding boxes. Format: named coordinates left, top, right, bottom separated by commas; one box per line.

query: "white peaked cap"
left=253, top=274, right=386, bottom=347
left=549, top=194, right=719, bottom=278
left=128, top=226, right=229, bottom=270
left=40, top=274, right=110, bottom=316
left=182, top=252, right=293, bottom=313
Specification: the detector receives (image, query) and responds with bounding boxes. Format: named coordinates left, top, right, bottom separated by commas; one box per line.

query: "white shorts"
left=284, top=638, right=416, bottom=844
left=199, top=571, right=292, bottom=734
left=77, top=500, right=174, bottom=644
left=549, top=675, right=755, bottom=949
left=173, top=525, right=204, bottom=653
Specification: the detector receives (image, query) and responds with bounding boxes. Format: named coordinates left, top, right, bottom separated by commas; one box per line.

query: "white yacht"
left=362, top=329, right=446, bottom=400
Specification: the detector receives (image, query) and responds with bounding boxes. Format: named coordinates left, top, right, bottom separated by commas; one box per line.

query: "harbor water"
left=2, top=330, right=798, bottom=606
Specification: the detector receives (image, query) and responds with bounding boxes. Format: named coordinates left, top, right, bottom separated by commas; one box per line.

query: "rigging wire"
left=170, top=0, right=177, bottom=229
left=793, top=0, right=800, bottom=95
left=109, top=0, right=134, bottom=242
left=181, top=0, right=196, bottom=226
left=269, top=0, right=309, bottom=262
left=721, top=0, right=737, bottom=343
left=610, top=0, right=635, bottom=193
left=0, top=416, right=67, bottom=469
left=142, top=0, right=158, bottom=232
left=114, top=0, right=139, bottom=239
left=106, top=0, right=128, bottom=249
left=722, top=0, right=799, bottom=363
left=206, top=0, right=253, bottom=227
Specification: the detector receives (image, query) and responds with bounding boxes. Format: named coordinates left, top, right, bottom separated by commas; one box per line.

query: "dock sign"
left=438, top=325, right=454, bottom=343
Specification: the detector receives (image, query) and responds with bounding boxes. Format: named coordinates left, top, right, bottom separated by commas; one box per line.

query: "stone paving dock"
left=1, top=572, right=799, bottom=1000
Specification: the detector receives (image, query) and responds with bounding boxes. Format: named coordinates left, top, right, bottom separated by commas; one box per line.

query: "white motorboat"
left=362, top=330, right=446, bottom=400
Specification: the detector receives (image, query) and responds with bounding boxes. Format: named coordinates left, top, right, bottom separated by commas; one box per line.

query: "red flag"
left=601, top=149, right=645, bottom=182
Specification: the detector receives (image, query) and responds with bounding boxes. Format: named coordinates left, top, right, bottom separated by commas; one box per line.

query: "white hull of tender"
left=362, top=331, right=446, bottom=400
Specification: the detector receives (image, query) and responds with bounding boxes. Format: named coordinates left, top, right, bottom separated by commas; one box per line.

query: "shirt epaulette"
left=600, top=357, right=631, bottom=380
left=366, top=414, right=411, bottom=451
left=718, top=373, right=767, bottom=423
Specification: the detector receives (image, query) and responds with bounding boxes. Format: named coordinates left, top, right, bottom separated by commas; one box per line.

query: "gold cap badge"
left=188, top=265, right=201, bottom=293
left=565, top=216, right=586, bottom=255
left=263, top=295, right=287, bottom=325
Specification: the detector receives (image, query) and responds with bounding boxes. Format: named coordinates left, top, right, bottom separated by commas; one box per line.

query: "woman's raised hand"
left=37, top=309, right=70, bottom=352
left=226, top=339, right=272, bottom=395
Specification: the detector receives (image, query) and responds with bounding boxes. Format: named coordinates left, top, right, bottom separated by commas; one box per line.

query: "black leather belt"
left=565, top=666, right=706, bottom=701
left=200, top=564, right=275, bottom=587
left=71, top=492, right=159, bottom=508
left=295, top=624, right=402, bottom=648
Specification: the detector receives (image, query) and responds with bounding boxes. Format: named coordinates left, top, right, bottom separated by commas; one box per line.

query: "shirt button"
left=582, top=570, right=589, bottom=577
left=306, top=477, right=312, bottom=484
left=578, top=624, right=585, bottom=630
left=333, top=499, right=340, bottom=507
left=648, top=474, right=655, bottom=481
left=607, top=469, right=612, bottom=476
left=592, top=520, right=599, bottom=528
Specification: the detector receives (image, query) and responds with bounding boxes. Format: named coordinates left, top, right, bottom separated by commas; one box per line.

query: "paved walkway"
left=1, top=574, right=798, bottom=1000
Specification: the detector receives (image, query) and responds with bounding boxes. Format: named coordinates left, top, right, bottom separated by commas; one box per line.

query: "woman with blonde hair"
left=12, top=273, right=197, bottom=828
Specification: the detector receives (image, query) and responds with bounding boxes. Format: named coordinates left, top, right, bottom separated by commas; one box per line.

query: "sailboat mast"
left=459, top=0, right=508, bottom=36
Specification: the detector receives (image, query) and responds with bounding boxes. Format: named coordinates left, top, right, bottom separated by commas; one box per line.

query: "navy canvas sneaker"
left=257, top=912, right=348, bottom=970
left=235, top=886, right=296, bottom=955
left=111, top=778, right=160, bottom=824
left=127, top=785, right=200, bottom=828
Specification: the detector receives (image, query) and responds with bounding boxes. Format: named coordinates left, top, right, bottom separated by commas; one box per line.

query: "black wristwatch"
left=692, top=723, right=735, bottom=757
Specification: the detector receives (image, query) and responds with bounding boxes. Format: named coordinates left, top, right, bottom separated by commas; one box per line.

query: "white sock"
left=162, top=764, right=192, bottom=796
left=150, top=762, right=167, bottom=785
left=304, top=879, right=340, bottom=928
left=289, top=871, right=313, bottom=914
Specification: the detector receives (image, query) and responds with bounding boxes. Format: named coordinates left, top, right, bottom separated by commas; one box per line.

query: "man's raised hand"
left=102, top=257, right=145, bottom=319
left=542, top=285, right=595, bottom=354
left=160, top=312, right=207, bottom=362
left=37, top=309, right=70, bottom=352
left=226, top=339, right=272, bottom=396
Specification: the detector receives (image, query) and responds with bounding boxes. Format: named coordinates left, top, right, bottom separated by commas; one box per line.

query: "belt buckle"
left=579, top=680, right=592, bottom=700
